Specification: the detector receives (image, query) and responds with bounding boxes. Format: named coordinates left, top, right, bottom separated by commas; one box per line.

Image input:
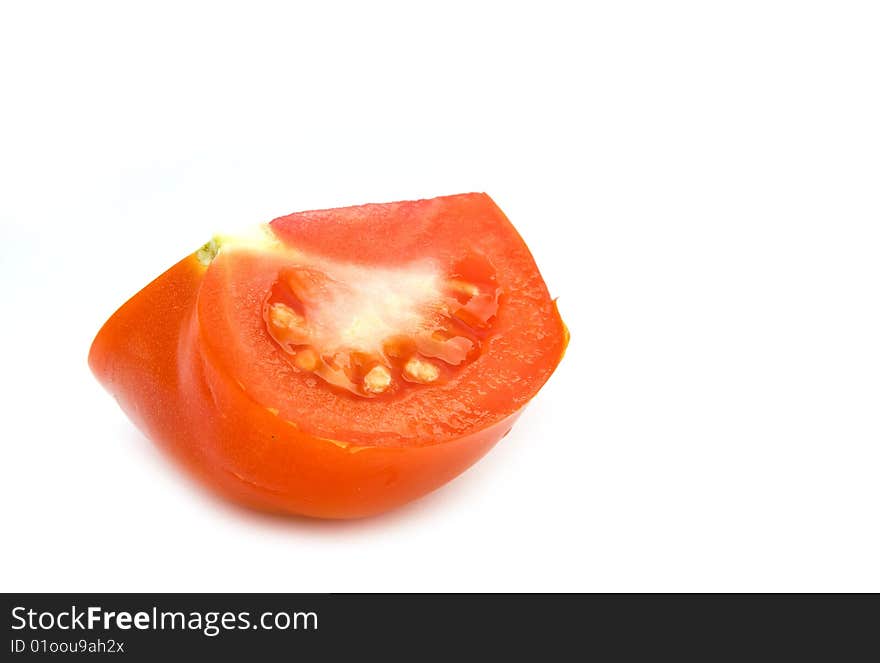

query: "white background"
left=2, top=1, right=878, bottom=592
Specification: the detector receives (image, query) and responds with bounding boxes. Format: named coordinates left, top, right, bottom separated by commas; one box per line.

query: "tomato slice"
left=89, top=193, right=567, bottom=518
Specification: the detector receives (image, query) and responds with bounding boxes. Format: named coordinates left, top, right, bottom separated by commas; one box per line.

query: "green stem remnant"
left=196, top=237, right=221, bottom=266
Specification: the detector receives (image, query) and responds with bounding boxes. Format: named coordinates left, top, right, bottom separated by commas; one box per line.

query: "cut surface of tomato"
left=90, top=193, right=567, bottom=518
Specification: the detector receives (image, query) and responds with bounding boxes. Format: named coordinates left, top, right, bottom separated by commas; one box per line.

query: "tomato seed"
left=363, top=365, right=392, bottom=394
left=403, top=356, right=440, bottom=383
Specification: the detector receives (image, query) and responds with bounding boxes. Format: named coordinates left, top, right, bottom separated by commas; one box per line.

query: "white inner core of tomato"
left=321, top=262, right=440, bottom=353
left=265, top=255, right=500, bottom=398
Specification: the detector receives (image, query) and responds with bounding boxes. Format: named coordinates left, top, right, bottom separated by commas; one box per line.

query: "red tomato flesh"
left=89, top=193, right=567, bottom=518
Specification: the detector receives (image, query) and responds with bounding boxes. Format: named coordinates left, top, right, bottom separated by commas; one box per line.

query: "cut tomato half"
left=89, top=193, right=568, bottom=518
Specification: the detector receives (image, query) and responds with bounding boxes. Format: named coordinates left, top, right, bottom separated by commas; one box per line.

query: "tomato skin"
left=89, top=253, right=524, bottom=517
left=89, top=194, right=567, bottom=518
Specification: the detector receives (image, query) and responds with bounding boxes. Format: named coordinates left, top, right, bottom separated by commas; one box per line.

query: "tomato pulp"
left=89, top=193, right=568, bottom=518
